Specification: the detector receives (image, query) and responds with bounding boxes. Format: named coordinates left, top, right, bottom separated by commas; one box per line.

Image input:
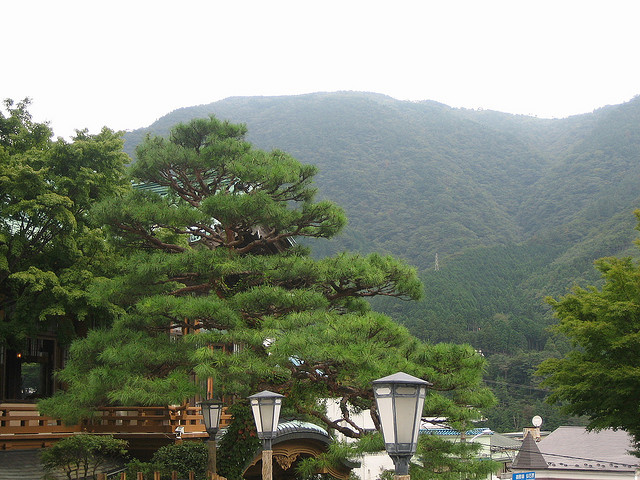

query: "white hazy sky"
left=4, top=0, right=640, bottom=139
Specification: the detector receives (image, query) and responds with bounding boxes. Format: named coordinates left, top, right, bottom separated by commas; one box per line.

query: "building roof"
left=275, top=420, right=329, bottom=438
left=421, top=427, right=491, bottom=436
left=419, top=417, right=493, bottom=437
left=539, top=426, right=639, bottom=472
left=270, top=420, right=338, bottom=449
left=512, top=432, right=548, bottom=469
left=513, top=426, right=640, bottom=473
left=490, top=432, right=521, bottom=451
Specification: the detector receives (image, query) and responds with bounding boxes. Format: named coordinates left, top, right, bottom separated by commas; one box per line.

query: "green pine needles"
left=35, top=115, right=495, bottom=476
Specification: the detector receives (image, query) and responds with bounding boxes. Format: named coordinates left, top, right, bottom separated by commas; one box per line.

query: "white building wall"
left=322, top=399, right=394, bottom=479
left=322, top=399, right=495, bottom=480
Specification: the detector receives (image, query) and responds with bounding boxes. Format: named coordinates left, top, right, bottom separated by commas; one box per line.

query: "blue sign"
left=512, top=473, right=535, bottom=480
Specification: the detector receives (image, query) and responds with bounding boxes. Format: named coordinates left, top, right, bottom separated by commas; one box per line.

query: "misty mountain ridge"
left=123, top=91, right=640, bottom=349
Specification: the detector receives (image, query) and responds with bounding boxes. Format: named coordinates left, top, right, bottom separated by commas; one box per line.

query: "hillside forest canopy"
left=4, top=91, right=640, bottom=439
left=0, top=107, right=501, bottom=477
left=121, top=91, right=640, bottom=431
left=538, top=214, right=640, bottom=455
left=14, top=111, right=494, bottom=478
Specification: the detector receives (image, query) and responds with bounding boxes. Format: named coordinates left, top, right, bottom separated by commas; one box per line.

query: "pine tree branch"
left=113, top=221, right=186, bottom=253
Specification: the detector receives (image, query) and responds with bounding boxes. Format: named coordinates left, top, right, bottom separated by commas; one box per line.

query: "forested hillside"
left=123, top=91, right=640, bottom=431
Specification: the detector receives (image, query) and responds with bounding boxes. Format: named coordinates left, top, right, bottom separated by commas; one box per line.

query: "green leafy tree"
left=217, top=401, right=261, bottom=480
left=125, top=442, right=211, bottom=480
left=41, top=117, right=493, bottom=446
left=0, top=98, right=130, bottom=352
left=0, top=98, right=51, bottom=155
left=299, top=423, right=500, bottom=480
left=296, top=432, right=384, bottom=480
left=151, top=441, right=209, bottom=480
left=538, top=210, right=640, bottom=454
left=412, top=434, right=499, bottom=480
left=41, top=434, right=128, bottom=480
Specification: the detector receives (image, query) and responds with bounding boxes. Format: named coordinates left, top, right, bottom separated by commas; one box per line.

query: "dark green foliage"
left=158, top=91, right=637, bottom=434
left=1, top=98, right=130, bottom=350
left=538, top=211, right=640, bottom=454
left=151, top=441, right=208, bottom=480
left=482, top=350, right=586, bottom=432
left=126, top=442, right=208, bottom=480
left=381, top=240, right=564, bottom=350
left=122, top=94, right=640, bottom=364
left=296, top=432, right=384, bottom=480
left=412, top=434, right=500, bottom=480
left=41, top=434, right=128, bottom=480
left=46, top=116, right=493, bottom=447
left=40, top=326, right=199, bottom=422
left=125, top=459, right=157, bottom=480
left=217, top=402, right=261, bottom=480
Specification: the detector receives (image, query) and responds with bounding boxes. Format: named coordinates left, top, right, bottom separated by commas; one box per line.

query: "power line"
left=509, top=447, right=638, bottom=469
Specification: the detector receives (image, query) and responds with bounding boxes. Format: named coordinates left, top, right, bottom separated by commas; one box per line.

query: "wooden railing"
left=0, top=403, right=81, bottom=435
left=85, top=405, right=232, bottom=435
left=0, top=403, right=232, bottom=449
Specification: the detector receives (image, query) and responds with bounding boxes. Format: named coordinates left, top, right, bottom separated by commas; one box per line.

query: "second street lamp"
left=249, top=390, right=284, bottom=480
left=199, top=398, right=223, bottom=478
left=373, top=372, right=431, bottom=480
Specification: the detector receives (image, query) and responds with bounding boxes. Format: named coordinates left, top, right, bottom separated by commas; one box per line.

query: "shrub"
left=125, top=458, right=156, bottom=479
left=217, top=402, right=261, bottom=480
left=41, top=434, right=128, bottom=480
left=151, top=441, right=208, bottom=480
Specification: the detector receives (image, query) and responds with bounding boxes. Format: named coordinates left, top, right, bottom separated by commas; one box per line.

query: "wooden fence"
left=98, top=472, right=225, bottom=480
left=0, top=403, right=232, bottom=450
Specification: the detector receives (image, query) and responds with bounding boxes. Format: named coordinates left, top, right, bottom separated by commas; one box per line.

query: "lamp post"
left=199, top=398, right=223, bottom=479
left=372, top=372, right=431, bottom=480
left=249, top=390, right=284, bottom=480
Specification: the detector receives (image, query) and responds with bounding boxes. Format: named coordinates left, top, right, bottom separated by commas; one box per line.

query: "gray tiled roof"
left=490, top=432, right=521, bottom=450
left=276, top=420, right=328, bottom=437
left=538, top=426, right=639, bottom=472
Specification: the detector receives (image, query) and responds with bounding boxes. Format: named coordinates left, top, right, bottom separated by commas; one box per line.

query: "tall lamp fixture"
left=373, top=372, right=431, bottom=480
left=249, top=390, right=284, bottom=480
left=199, top=398, right=223, bottom=478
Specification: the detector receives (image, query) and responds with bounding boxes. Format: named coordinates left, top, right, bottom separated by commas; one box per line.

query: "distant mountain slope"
left=123, top=91, right=640, bottom=340
left=122, top=91, right=640, bottom=431
left=126, top=93, right=550, bottom=265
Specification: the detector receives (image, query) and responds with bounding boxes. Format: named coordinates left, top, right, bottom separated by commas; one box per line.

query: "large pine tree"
left=41, top=116, right=493, bottom=441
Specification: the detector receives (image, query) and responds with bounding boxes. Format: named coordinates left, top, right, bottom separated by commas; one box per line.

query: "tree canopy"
left=40, top=434, right=128, bottom=480
left=0, top=98, right=129, bottom=349
left=123, top=92, right=640, bottom=431
left=40, top=116, right=493, bottom=445
left=538, top=210, right=640, bottom=454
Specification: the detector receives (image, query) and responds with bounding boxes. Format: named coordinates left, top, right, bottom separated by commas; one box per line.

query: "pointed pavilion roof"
left=512, top=432, right=548, bottom=470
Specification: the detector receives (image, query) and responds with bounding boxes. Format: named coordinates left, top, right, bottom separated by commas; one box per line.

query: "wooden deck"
left=0, top=403, right=231, bottom=451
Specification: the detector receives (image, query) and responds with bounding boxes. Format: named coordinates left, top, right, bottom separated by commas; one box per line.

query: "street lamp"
left=373, top=372, right=432, bottom=480
left=249, top=390, right=284, bottom=480
left=199, top=398, right=223, bottom=477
